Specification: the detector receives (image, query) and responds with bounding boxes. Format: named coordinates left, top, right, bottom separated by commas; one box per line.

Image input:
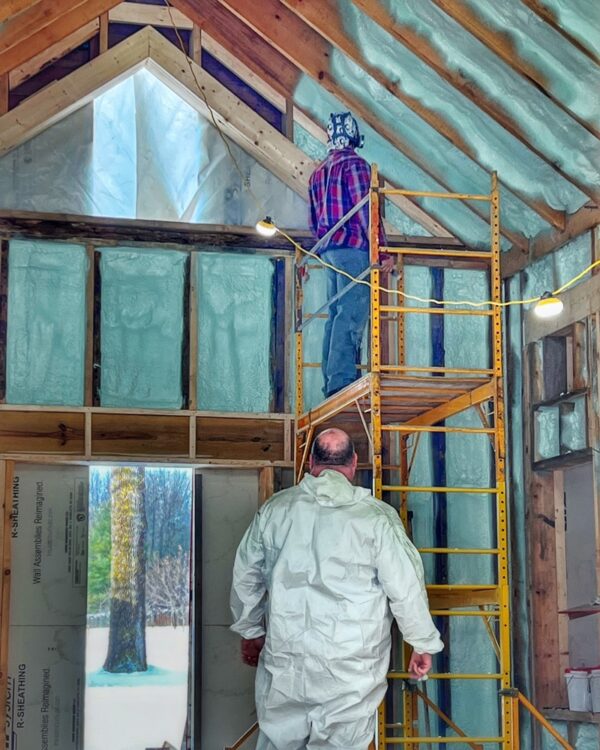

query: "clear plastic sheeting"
left=0, top=106, right=95, bottom=214
left=197, top=252, right=274, bottom=412
left=560, top=395, right=587, bottom=454
left=535, top=407, right=561, bottom=460
left=337, top=1, right=590, bottom=214
left=99, top=248, right=186, bottom=409
left=6, top=240, right=88, bottom=405
left=0, top=69, right=308, bottom=229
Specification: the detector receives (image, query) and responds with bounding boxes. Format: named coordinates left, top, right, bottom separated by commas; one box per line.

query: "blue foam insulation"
left=99, top=248, right=186, bottom=409
left=336, top=1, right=590, bottom=212
left=6, top=239, right=88, bottom=405
left=367, top=0, right=598, bottom=201
left=463, top=0, right=600, bottom=132
left=541, top=0, right=600, bottom=56
left=522, top=232, right=592, bottom=306
left=197, top=252, right=274, bottom=412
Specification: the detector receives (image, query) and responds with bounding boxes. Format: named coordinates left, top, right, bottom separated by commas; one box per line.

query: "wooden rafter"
left=501, top=203, right=600, bottom=279
left=520, top=0, right=600, bottom=68
left=0, top=0, right=123, bottom=76
left=277, top=0, right=531, bottom=247
left=9, top=19, right=99, bottom=88
left=216, top=0, right=511, bottom=246
left=353, top=0, right=593, bottom=225
left=173, top=0, right=453, bottom=238
left=109, top=1, right=193, bottom=29
left=0, top=0, right=40, bottom=25
left=0, top=0, right=89, bottom=53
left=431, top=0, right=600, bottom=147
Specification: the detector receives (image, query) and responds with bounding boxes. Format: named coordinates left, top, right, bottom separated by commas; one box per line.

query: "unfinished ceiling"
left=0, top=0, right=598, bottom=274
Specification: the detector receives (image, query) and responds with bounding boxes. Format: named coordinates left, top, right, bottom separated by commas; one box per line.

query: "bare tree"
left=104, top=466, right=147, bottom=673
left=146, top=547, right=190, bottom=627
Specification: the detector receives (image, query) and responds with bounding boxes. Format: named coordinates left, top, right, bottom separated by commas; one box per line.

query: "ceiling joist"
left=0, top=0, right=40, bottom=25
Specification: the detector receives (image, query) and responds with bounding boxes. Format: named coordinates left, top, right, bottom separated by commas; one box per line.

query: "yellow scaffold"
left=292, top=166, right=573, bottom=750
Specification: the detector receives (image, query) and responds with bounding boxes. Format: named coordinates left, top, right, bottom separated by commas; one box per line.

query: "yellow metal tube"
left=379, top=188, right=491, bottom=201
left=517, top=693, right=574, bottom=750
left=379, top=364, right=494, bottom=374
left=387, top=673, right=502, bottom=680
left=415, top=687, right=483, bottom=750
left=382, top=485, right=498, bottom=494
left=429, top=610, right=500, bottom=617
left=418, top=548, right=500, bottom=555
left=384, top=738, right=503, bottom=744
left=382, top=425, right=495, bottom=435
left=381, top=306, right=494, bottom=316
left=380, top=247, right=493, bottom=260
left=224, top=722, right=259, bottom=750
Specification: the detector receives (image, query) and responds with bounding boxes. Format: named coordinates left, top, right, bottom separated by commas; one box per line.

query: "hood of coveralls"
left=300, top=469, right=371, bottom=507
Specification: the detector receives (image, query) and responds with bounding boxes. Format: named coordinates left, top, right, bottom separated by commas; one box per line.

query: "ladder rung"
left=380, top=364, right=494, bottom=375
left=383, top=425, right=495, bottom=435
left=381, top=306, right=494, bottom=317
left=427, top=585, right=496, bottom=590
left=383, top=485, right=498, bottom=494
left=418, top=548, right=500, bottom=555
left=379, top=188, right=491, bottom=201
left=429, top=610, right=500, bottom=617
left=387, top=673, right=501, bottom=680
left=381, top=246, right=493, bottom=260
left=386, top=740, right=502, bottom=747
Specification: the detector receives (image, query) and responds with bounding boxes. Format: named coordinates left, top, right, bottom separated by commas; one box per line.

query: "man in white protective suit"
left=230, top=428, right=443, bottom=750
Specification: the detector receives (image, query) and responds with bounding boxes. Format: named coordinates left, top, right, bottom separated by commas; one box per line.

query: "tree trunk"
left=103, top=466, right=147, bottom=673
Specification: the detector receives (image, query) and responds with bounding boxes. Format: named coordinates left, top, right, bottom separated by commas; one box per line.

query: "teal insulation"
left=6, top=240, right=88, bottom=406
left=197, top=252, right=274, bottom=412
left=99, top=248, right=186, bottom=409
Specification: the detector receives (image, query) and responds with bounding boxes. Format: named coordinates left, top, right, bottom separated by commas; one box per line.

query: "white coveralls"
left=230, top=470, right=443, bottom=750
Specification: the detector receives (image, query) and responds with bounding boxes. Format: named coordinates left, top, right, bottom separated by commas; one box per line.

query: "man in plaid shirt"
left=308, top=112, right=391, bottom=398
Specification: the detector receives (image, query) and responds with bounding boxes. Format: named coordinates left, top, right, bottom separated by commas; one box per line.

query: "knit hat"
left=326, top=112, right=364, bottom=150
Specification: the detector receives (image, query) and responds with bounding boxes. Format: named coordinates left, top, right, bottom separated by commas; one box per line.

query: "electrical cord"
left=162, top=1, right=595, bottom=310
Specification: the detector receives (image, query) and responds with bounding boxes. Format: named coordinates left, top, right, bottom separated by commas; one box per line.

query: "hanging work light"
left=255, top=216, right=277, bottom=237
left=533, top=292, right=564, bottom=319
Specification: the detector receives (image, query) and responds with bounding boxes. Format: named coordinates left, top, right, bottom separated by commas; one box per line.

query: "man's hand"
left=241, top=636, right=265, bottom=667
left=408, top=652, right=432, bottom=680
left=380, top=256, right=396, bottom=276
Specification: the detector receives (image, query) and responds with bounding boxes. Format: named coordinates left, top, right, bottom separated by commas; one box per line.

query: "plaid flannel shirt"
left=308, top=148, right=386, bottom=253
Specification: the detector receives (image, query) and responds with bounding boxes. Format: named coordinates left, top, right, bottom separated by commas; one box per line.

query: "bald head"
left=309, top=428, right=357, bottom=480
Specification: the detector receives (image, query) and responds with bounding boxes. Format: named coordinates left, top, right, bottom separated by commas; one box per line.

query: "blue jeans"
left=321, top=248, right=370, bottom=397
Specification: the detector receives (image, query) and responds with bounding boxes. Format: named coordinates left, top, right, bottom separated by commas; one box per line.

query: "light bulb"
left=255, top=216, right=277, bottom=237
left=534, top=292, right=564, bottom=319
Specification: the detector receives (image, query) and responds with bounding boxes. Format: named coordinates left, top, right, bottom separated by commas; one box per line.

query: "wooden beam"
left=0, top=0, right=89, bottom=54
left=0, top=0, right=123, bottom=76
left=0, top=0, right=41, bottom=25
left=0, top=73, right=7, bottom=115
left=352, top=0, right=580, bottom=229
left=190, top=23, right=202, bottom=65
left=431, top=0, right=600, bottom=151
left=175, top=0, right=450, bottom=237
left=502, top=204, right=600, bottom=279
left=258, top=466, right=275, bottom=505
left=108, top=1, right=193, bottom=29
left=99, top=10, right=109, bottom=54
left=0, top=27, right=150, bottom=154
left=520, top=0, right=600, bottom=68
left=0, top=208, right=459, bottom=250
left=8, top=19, right=99, bottom=88
left=220, top=0, right=520, bottom=247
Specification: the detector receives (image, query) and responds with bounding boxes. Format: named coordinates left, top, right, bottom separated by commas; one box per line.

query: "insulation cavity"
left=336, top=1, right=590, bottom=211
left=99, top=248, right=186, bottom=409
left=197, top=252, right=273, bottom=412
left=6, top=239, right=88, bottom=405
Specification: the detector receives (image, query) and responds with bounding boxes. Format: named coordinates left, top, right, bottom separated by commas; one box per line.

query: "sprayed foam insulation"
left=197, top=252, right=274, bottom=412
left=99, top=247, right=186, bottom=409
left=540, top=0, right=600, bottom=56
left=6, top=239, right=88, bottom=406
